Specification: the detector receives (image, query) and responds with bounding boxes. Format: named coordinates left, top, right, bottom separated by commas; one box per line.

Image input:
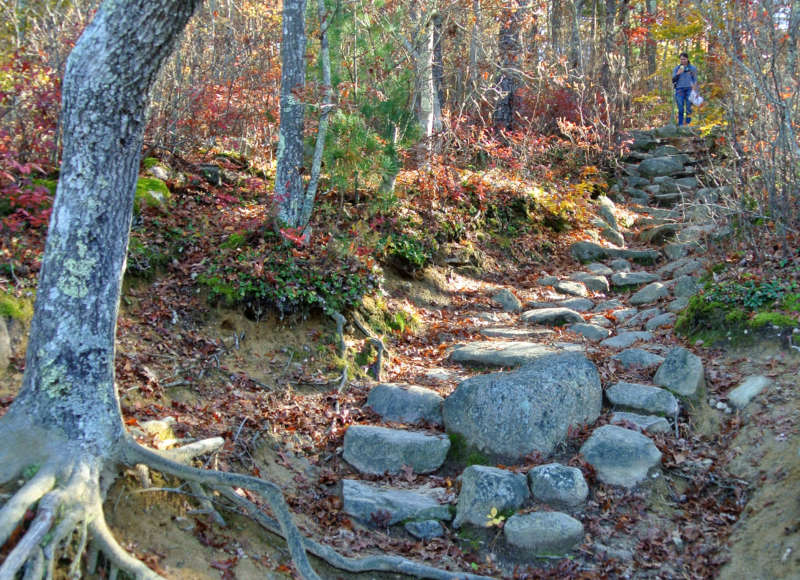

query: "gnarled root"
left=1, top=433, right=491, bottom=580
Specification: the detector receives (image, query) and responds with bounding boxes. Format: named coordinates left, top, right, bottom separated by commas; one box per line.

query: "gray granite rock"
left=645, top=312, right=677, bottom=330
left=667, top=297, right=690, bottom=313
left=580, top=425, right=662, bottom=487
left=443, top=352, right=602, bottom=460
left=538, top=275, right=559, bottom=286
left=727, top=375, right=771, bottom=409
left=609, top=258, right=632, bottom=272
left=570, top=242, right=660, bottom=265
left=598, top=224, right=625, bottom=246
left=601, top=331, right=653, bottom=349
left=480, top=327, right=556, bottom=339
left=597, top=196, right=618, bottom=230
left=521, top=308, right=584, bottom=326
left=569, top=272, right=610, bottom=293
left=528, top=463, right=588, bottom=508
left=492, top=289, right=522, bottom=312
left=664, top=243, right=690, bottom=260
left=0, top=317, right=9, bottom=374
left=594, top=299, right=624, bottom=312
left=611, top=412, right=671, bottom=434
left=342, top=480, right=452, bottom=526
left=568, top=323, right=611, bottom=341
left=404, top=520, right=445, bottom=539
left=453, top=466, right=529, bottom=528
left=622, top=307, right=662, bottom=328
left=606, top=382, right=679, bottom=416
left=612, top=348, right=665, bottom=370
left=504, top=512, right=584, bottom=555
left=630, top=282, right=669, bottom=305
left=612, top=308, right=639, bottom=324
left=639, top=223, right=681, bottom=245
left=556, top=297, right=595, bottom=312
left=450, top=341, right=582, bottom=367
left=589, top=315, right=614, bottom=328
left=653, top=347, right=704, bottom=398
left=367, top=383, right=444, bottom=425
left=555, top=280, right=589, bottom=297
left=638, top=156, right=684, bottom=177
left=611, top=271, right=659, bottom=287
left=674, top=259, right=705, bottom=277
left=672, top=276, right=700, bottom=299
left=586, top=263, right=614, bottom=276
left=343, top=426, right=450, bottom=474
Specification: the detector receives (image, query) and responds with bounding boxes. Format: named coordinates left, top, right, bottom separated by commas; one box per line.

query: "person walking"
left=672, top=52, right=698, bottom=126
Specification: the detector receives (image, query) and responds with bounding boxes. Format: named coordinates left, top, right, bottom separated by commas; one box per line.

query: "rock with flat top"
left=653, top=347, right=704, bottom=398
left=580, top=425, right=662, bottom=487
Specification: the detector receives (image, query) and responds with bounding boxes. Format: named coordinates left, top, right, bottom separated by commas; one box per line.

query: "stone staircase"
left=337, top=125, right=743, bottom=571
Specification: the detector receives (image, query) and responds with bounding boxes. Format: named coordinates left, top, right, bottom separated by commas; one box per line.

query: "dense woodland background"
left=1, top=0, right=798, bottom=278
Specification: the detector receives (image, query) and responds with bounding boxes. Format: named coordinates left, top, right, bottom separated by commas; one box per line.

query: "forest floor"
left=2, top=159, right=800, bottom=579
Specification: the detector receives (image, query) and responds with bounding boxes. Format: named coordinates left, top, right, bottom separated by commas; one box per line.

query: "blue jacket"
left=672, top=64, right=697, bottom=89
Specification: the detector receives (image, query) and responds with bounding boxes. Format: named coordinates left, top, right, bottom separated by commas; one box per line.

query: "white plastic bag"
left=690, top=89, right=704, bottom=106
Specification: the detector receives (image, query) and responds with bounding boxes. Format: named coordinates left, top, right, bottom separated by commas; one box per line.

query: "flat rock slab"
left=504, top=512, right=584, bottom=556
left=521, top=308, right=584, bottom=326
left=606, top=382, right=679, bottom=416
left=479, top=327, right=556, bottom=340
left=341, top=480, right=452, bottom=526
left=586, top=263, right=614, bottom=276
left=611, top=271, right=659, bottom=287
left=646, top=312, right=677, bottom=330
left=453, top=465, right=529, bottom=528
left=630, top=282, right=669, bottom=305
left=571, top=242, right=660, bottom=265
left=450, top=341, right=583, bottom=367
left=555, top=280, right=589, bottom=297
left=568, top=323, right=611, bottom=341
left=580, top=425, right=662, bottom=487
left=443, top=352, right=602, bottom=460
left=366, top=383, right=444, bottom=425
left=727, top=375, right=771, bottom=409
left=528, top=463, right=588, bottom=508
left=654, top=347, right=704, bottom=397
left=343, top=425, right=450, bottom=475
left=638, top=156, right=685, bottom=177
left=594, top=299, right=624, bottom=311
left=601, top=331, right=654, bottom=349
left=556, top=297, right=595, bottom=312
left=612, top=348, right=665, bottom=370
left=611, top=411, right=671, bottom=434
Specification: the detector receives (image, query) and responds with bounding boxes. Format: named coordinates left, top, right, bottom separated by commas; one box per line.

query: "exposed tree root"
left=0, top=430, right=492, bottom=580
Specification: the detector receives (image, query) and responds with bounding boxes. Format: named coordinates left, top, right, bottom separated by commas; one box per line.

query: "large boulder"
left=366, top=383, right=444, bottom=425
left=638, top=156, right=684, bottom=177
left=443, top=352, right=602, bottom=460
left=606, top=382, right=679, bottom=416
left=342, top=426, right=450, bottom=474
left=580, top=425, right=662, bottom=487
left=453, top=465, right=529, bottom=528
left=341, top=480, right=452, bottom=526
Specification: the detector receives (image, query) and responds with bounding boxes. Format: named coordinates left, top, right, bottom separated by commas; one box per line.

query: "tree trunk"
left=432, top=11, right=444, bottom=130
left=275, top=0, right=307, bottom=229
left=5, top=0, right=200, bottom=457
left=600, top=0, right=616, bottom=91
left=569, top=0, right=584, bottom=72
left=494, top=0, right=526, bottom=130
left=645, top=0, right=657, bottom=87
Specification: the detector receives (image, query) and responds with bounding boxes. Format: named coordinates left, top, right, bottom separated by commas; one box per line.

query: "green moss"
left=447, top=432, right=489, bottom=466
left=142, top=157, right=160, bottom=169
left=750, top=312, right=797, bottom=329
left=134, top=177, right=171, bottom=213
left=221, top=232, right=247, bottom=250
left=0, top=291, right=33, bottom=321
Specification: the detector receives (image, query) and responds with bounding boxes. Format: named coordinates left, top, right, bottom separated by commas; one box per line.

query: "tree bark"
left=5, top=0, right=200, bottom=453
left=494, top=0, right=526, bottom=130
left=275, top=0, right=307, bottom=228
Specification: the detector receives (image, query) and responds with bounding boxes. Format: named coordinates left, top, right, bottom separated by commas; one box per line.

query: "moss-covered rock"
left=134, top=177, right=171, bottom=213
